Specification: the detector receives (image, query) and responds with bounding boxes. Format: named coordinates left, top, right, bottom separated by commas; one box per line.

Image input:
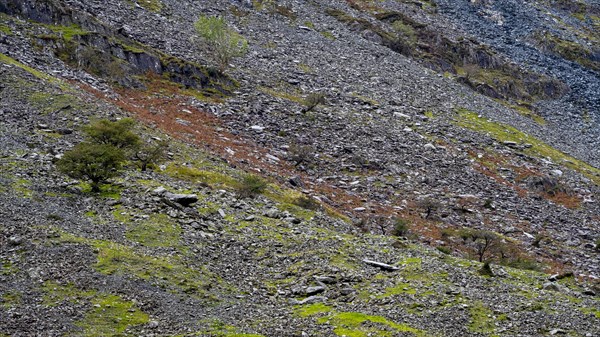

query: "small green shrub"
left=392, top=218, right=410, bottom=237
left=292, top=195, right=321, bottom=210
left=194, top=15, right=248, bottom=73
left=302, top=92, right=326, bottom=113
left=132, top=139, right=168, bottom=171
left=57, top=143, right=125, bottom=192
left=236, top=174, right=267, bottom=198
left=436, top=246, right=451, bottom=254
left=83, top=118, right=140, bottom=150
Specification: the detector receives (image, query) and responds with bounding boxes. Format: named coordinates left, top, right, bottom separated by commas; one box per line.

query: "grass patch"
left=0, top=259, right=18, bottom=276
left=136, top=0, right=163, bottom=12
left=320, top=30, right=336, bottom=40
left=0, top=23, right=12, bottom=35
left=78, top=182, right=123, bottom=199
left=316, top=311, right=425, bottom=337
left=455, top=108, right=600, bottom=184
left=27, top=91, right=79, bottom=114
left=42, top=281, right=96, bottom=307
left=125, top=213, right=182, bottom=248
left=59, top=233, right=225, bottom=301
left=580, top=307, right=600, bottom=319
left=78, top=294, right=149, bottom=336
left=468, top=301, right=496, bottom=334
left=11, top=178, right=33, bottom=198
left=0, top=53, right=64, bottom=86
left=276, top=202, right=316, bottom=221
left=1, top=290, right=22, bottom=309
left=296, top=303, right=333, bottom=317
left=165, top=164, right=237, bottom=188
left=44, top=23, right=88, bottom=42
left=259, top=86, right=305, bottom=104
left=379, top=282, right=417, bottom=297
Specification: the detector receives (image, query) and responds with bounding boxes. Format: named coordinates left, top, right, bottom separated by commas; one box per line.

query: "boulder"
left=164, top=192, right=198, bottom=207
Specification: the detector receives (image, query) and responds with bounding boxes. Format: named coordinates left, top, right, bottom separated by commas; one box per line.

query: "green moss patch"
left=42, top=281, right=148, bottom=336
left=379, top=282, right=417, bottom=297
left=532, top=31, right=599, bottom=71
left=455, top=108, right=600, bottom=184
left=11, top=178, right=33, bottom=198
left=165, top=164, right=237, bottom=188
left=295, top=303, right=333, bottom=317
left=0, top=53, right=63, bottom=86
left=0, top=259, right=18, bottom=276
left=59, top=233, right=226, bottom=300
left=27, top=91, right=79, bottom=115
left=125, top=213, right=182, bottom=248
left=468, top=301, right=496, bottom=334
left=316, top=311, right=425, bottom=337
left=259, top=86, right=305, bottom=104
left=77, top=182, right=123, bottom=199
left=0, top=23, right=12, bottom=35
left=43, top=24, right=88, bottom=42
left=78, top=294, right=149, bottom=336
left=1, top=290, right=22, bottom=309
left=136, top=0, right=163, bottom=12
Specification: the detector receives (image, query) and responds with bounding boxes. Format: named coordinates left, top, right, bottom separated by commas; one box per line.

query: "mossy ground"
left=1, top=290, right=22, bottom=309
left=455, top=108, right=600, bottom=184
left=311, top=311, right=426, bottom=337
left=43, top=23, right=88, bottom=42
left=0, top=53, right=66, bottom=88
left=468, top=301, right=496, bottom=334
left=58, top=233, right=228, bottom=301
left=42, top=281, right=149, bottom=336
left=125, top=213, right=183, bottom=249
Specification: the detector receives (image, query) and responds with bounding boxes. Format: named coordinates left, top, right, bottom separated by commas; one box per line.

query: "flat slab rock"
left=362, top=259, right=399, bottom=271
left=165, top=192, right=198, bottom=207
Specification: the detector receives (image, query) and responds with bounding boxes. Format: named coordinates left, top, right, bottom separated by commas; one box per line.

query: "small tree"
left=133, top=140, right=168, bottom=171
left=57, top=143, right=125, bottom=192
left=288, top=143, right=313, bottom=167
left=461, top=229, right=500, bottom=262
left=84, top=118, right=140, bottom=150
left=416, top=198, right=440, bottom=219
left=194, top=15, right=248, bottom=73
left=236, top=174, right=267, bottom=198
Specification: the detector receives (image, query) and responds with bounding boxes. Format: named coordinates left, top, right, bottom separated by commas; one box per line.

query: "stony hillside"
left=1, top=0, right=599, bottom=336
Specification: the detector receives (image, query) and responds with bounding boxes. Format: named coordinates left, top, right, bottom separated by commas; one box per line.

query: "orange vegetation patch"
left=545, top=191, right=582, bottom=209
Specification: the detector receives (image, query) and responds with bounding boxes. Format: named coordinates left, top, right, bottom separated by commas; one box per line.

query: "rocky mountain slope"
left=1, top=0, right=599, bottom=336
